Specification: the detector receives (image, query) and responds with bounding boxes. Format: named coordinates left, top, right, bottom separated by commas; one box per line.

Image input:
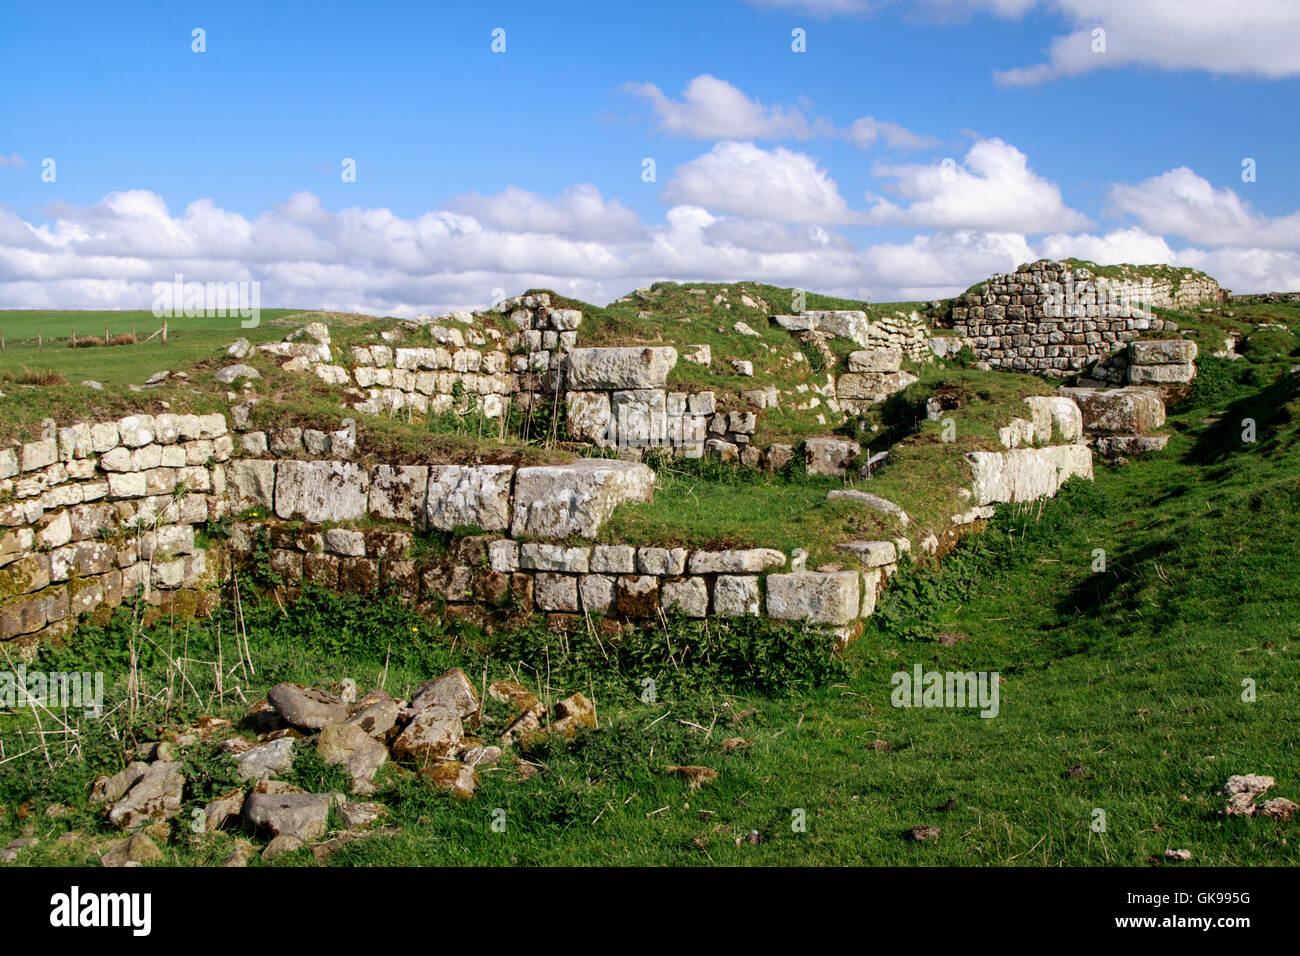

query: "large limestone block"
left=274, top=461, right=369, bottom=522
left=611, top=389, right=668, bottom=450
left=804, top=437, right=860, bottom=476
left=836, top=371, right=917, bottom=403
left=687, top=549, right=786, bottom=574
left=565, top=391, right=613, bottom=446
left=1128, top=363, right=1195, bottom=385
left=565, top=347, right=678, bottom=390
left=967, top=444, right=1093, bottom=506
left=1024, top=396, right=1083, bottom=444
left=369, top=465, right=429, bottom=523
left=807, top=310, right=871, bottom=347
left=766, top=571, right=860, bottom=625
left=1130, top=339, right=1197, bottom=365
left=510, top=459, right=654, bottom=539
left=425, top=465, right=514, bottom=532
left=227, top=459, right=276, bottom=510
left=847, top=349, right=902, bottom=373
left=1062, top=387, right=1165, bottom=435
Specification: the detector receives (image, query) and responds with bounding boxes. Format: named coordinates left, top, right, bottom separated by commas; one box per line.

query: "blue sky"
left=1, top=0, right=1298, bottom=314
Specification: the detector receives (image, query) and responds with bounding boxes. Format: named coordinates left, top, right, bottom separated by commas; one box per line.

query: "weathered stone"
left=660, top=577, right=708, bottom=617
left=687, top=549, right=786, bottom=574
left=766, top=571, right=860, bottom=625
left=966, top=445, right=1093, bottom=506
left=565, top=391, right=613, bottom=445
left=410, top=668, right=479, bottom=718
left=636, top=547, right=688, bottom=576
left=826, top=489, right=910, bottom=527
left=848, top=349, right=903, bottom=373
left=391, top=706, right=463, bottom=764
left=1096, top=435, right=1169, bottom=457
left=274, top=460, right=369, bottom=522
left=1062, top=387, right=1165, bottom=435
left=108, top=761, right=185, bottom=830
left=425, top=465, right=513, bottom=532
left=590, top=544, right=635, bottom=574
left=519, top=543, right=590, bottom=573
left=1024, top=396, right=1084, bottom=443
left=511, top=459, right=654, bottom=539
left=91, top=762, right=150, bottom=805
left=1130, top=339, right=1197, bottom=365
left=245, top=792, right=337, bottom=842
left=338, top=801, right=387, bottom=829
left=101, top=832, right=165, bottom=867
left=578, top=573, right=616, bottom=614
left=550, top=692, right=597, bottom=739
left=703, top=576, right=756, bottom=619
left=317, top=723, right=388, bottom=793
left=345, top=699, right=399, bottom=738
left=202, top=790, right=246, bottom=832
left=226, top=459, right=276, bottom=510
left=565, top=347, right=678, bottom=390
left=268, top=683, right=350, bottom=731
left=421, top=761, right=478, bottom=799
left=1128, top=363, right=1195, bottom=385
left=368, top=465, right=428, bottom=523
left=214, top=364, right=261, bottom=384
left=323, top=527, right=366, bottom=557
left=233, top=738, right=296, bottom=781
left=804, top=437, right=860, bottom=476
left=535, top=572, right=579, bottom=612
left=836, top=540, right=898, bottom=567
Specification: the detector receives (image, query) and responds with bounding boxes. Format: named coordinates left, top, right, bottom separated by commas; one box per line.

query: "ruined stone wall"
left=0, top=413, right=231, bottom=646
left=949, top=260, right=1219, bottom=378
left=220, top=452, right=897, bottom=637
left=772, top=310, right=931, bottom=362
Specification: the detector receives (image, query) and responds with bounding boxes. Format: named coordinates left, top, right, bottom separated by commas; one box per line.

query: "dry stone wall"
left=772, top=310, right=932, bottom=361
left=949, top=260, right=1220, bottom=379
left=0, top=413, right=231, bottom=646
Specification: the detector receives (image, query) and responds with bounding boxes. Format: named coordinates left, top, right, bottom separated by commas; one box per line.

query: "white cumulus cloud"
left=1106, top=167, right=1300, bottom=250
left=865, top=138, right=1092, bottom=233
left=663, top=142, right=857, bottom=224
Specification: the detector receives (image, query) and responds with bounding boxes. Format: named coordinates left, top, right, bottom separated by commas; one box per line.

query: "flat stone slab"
left=966, top=444, right=1093, bottom=505
left=245, top=792, right=338, bottom=842
left=565, top=347, right=677, bottom=390
left=1061, top=387, right=1165, bottom=435
left=425, top=464, right=513, bottom=532
left=510, top=459, right=654, bottom=539
left=1096, top=434, right=1169, bottom=457
left=274, top=460, right=369, bottom=523
left=766, top=571, right=860, bottom=625
left=847, top=349, right=903, bottom=373
left=826, top=490, right=909, bottom=527
left=835, top=540, right=898, bottom=567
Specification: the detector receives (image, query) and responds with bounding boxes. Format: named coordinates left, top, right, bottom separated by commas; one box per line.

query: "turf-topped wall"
left=950, top=259, right=1222, bottom=379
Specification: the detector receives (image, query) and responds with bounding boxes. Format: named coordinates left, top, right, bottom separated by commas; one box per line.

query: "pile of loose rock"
left=84, top=668, right=595, bottom=864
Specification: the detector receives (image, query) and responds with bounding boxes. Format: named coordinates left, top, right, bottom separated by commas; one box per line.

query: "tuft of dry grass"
left=3, top=366, right=66, bottom=386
